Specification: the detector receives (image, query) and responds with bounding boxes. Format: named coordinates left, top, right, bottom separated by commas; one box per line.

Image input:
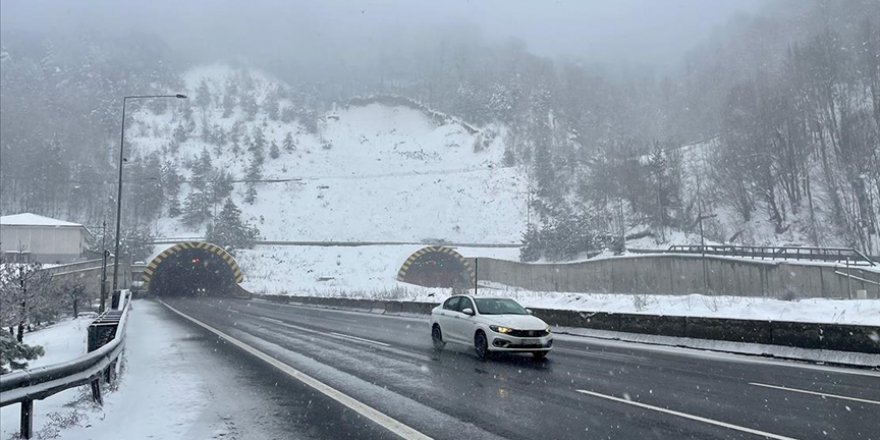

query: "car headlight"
left=490, top=325, right=512, bottom=334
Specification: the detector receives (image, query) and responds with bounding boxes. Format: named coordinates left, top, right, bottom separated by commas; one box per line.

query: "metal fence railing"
left=0, top=290, right=132, bottom=439
left=664, top=245, right=877, bottom=267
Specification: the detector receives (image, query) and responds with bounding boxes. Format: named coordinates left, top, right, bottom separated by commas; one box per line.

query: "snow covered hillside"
left=128, top=65, right=528, bottom=243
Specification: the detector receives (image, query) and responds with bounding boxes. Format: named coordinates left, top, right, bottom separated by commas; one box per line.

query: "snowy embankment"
left=239, top=245, right=880, bottom=326
left=134, top=65, right=528, bottom=243
left=1, top=317, right=91, bottom=439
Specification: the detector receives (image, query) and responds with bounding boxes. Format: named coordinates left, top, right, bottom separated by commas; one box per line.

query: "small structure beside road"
left=0, top=213, right=92, bottom=264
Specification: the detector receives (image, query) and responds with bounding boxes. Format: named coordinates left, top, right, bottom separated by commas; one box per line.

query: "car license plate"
left=522, top=339, right=539, bottom=345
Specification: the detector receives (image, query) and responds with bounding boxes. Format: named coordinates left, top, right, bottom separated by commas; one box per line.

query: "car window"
left=474, top=298, right=529, bottom=315
left=458, top=297, right=474, bottom=313
left=443, top=297, right=460, bottom=311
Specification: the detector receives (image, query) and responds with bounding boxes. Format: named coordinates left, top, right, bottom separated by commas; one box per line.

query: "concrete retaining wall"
left=258, top=295, right=880, bottom=355
left=465, top=255, right=880, bottom=299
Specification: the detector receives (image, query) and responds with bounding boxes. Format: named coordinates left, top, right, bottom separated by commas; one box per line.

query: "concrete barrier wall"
left=44, top=261, right=131, bottom=298
left=467, top=255, right=880, bottom=299
left=258, top=294, right=880, bottom=354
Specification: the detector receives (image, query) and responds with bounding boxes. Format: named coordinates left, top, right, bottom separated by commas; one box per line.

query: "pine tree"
left=191, top=148, right=214, bottom=192
left=0, top=329, right=44, bottom=373
left=173, top=123, right=188, bottom=145
left=212, top=170, right=234, bottom=205
left=244, top=158, right=262, bottom=205
left=269, top=141, right=280, bottom=159
left=249, top=128, right=266, bottom=165
left=182, top=148, right=215, bottom=225
left=162, top=161, right=182, bottom=217
left=206, top=199, right=259, bottom=253
left=502, top=143, right=516, bottom=167
left=182, top=190, right=211, bottom=226
left=283, top=132, right=296, bottom=152
left=195, top=79, right=212, bottom=111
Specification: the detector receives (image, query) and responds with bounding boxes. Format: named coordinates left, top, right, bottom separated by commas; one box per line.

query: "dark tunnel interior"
left=401, top=252, right=471, bottom=288
left=148, top=248, right=238, bottom=297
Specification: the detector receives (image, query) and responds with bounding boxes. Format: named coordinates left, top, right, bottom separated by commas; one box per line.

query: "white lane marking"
left=748, top=382, right=880, bottom=406
left=575, top=389, right=799, bottom=440
left=159, top=301, right=432, bottom=440
left=330, top=332, right=391, bottom=347
left=257, top=316, right=391, bottom=348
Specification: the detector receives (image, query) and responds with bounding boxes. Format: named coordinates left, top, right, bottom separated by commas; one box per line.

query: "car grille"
left=509, top=329, right=550, bottom=338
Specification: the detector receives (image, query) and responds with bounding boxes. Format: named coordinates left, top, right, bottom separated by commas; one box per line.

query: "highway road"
left=159, top=297, right=880, bottom=440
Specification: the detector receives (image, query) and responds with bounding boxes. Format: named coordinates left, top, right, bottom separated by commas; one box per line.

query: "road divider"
left=257, top=294, right=880, bottom=355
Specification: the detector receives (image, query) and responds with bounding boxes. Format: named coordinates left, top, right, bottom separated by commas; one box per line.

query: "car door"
left=436, top=296, right=461, bottom=341
left=449, top=296, right=477, bottom=343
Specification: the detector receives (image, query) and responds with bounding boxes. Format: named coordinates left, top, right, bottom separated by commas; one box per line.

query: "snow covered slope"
left=130, top=65, right=527, bottom=243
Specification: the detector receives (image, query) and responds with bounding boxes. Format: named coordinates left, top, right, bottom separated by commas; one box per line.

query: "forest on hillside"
left=1, top=0, right=878, bottom=260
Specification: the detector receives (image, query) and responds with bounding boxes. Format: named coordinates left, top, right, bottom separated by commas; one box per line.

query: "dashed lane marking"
left=748, top=382, right=880, bottom=406
left=257, top=316, right=391, bottom=347
left=329, top=332, right=391, bottom=347
left=575, top=389, right=799, bottom=440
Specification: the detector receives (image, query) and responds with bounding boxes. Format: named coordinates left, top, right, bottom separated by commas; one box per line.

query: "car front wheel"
left=474, top=331, right=489, bottom=360
left=431, top=324, right=445, bottom=351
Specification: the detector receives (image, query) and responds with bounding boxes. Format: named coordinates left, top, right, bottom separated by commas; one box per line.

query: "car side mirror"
left=462, top=307, right=475, bottom=316
left=526, top=309, right=533, bottom=315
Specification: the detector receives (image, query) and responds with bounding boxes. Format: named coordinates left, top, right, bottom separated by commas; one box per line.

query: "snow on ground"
left=237, top=244, right=520, bottom=295
left=237, top=244, right=878, bottom=325
left=133, top=65, right=528, bottom=243
left=2, top=302, right=292, bottom=440
left=1, top=317, right=91, bottom=439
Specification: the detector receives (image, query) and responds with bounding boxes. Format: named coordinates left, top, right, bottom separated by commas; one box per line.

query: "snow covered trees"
left=0, top=328, right=44, bottom=373
left=205, top=199, right=259, bottom=253
left=0, top=262, right=54, bottom=342
left=283, top=132, right=296, bottom=152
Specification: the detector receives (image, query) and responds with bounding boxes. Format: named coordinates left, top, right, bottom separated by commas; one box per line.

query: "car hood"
left=481, top=314, right=547, bottom=330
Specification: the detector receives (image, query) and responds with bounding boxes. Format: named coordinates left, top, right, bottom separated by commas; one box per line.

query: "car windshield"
left=474, top=298, right=529, bottom=315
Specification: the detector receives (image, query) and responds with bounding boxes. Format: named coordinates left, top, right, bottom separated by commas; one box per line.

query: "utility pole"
left=473, top=258, right=479, bottom=296
left=696, top=204, right=717, bottom=294
left=100, top=220, right=108, bottom=313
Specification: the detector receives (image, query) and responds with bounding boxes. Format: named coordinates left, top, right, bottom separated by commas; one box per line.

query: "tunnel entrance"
left=397, top=246, right=474, bottom=288
left=143, top=242, right=245, bottom=297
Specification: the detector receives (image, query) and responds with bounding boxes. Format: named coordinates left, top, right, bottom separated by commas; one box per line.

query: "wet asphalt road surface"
left=158, top=297, right=880, bottom=440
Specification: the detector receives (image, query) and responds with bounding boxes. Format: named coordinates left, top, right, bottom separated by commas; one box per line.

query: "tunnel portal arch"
left=143, top=242, right=246, bottom=297
left=397, top=246, right=474, bottom=288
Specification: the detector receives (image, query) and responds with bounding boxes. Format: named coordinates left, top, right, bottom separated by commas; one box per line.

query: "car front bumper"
left=487, top=333, right=553, bottom=352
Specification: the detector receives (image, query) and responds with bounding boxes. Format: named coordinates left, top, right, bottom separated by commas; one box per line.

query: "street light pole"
left=696, top=207, right=717, bottom=294
left=100, top=220, right=108, bottom=312
left=112, top=94, right=187, bottom=290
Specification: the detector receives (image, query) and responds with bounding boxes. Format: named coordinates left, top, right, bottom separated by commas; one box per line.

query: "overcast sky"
left=1, top=0, right=765, bottom=70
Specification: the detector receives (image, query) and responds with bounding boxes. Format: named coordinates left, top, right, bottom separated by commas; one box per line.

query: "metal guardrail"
left=665, top=245, right=877, bottom=266
left=0, top=290, right=132, bottom=438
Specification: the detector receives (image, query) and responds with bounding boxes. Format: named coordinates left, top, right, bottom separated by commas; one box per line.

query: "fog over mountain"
left=1, top=0, right=763, bottom=74
left=1, top=0, right=878, bottom=261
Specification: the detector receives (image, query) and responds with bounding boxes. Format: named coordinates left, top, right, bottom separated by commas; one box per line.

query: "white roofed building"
left=0, top=213, right=92, bottom=264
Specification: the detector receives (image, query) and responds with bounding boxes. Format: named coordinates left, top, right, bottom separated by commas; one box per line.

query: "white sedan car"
left=430, top=295, right=553, bottom=360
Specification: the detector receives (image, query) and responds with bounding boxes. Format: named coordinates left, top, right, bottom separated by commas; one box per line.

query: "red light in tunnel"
left=192, top=258, right=201, bottom=265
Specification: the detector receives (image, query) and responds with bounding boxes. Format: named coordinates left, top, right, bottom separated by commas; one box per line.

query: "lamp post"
left=112, top=94, right=187, bottom=291
left=696, top=210, right=717, bottom=293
